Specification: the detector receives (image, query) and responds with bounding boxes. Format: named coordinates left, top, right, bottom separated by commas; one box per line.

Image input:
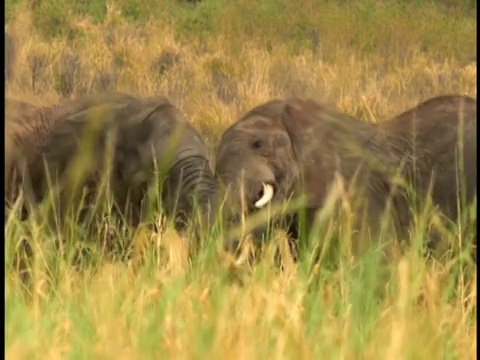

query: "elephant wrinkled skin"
left=6, top=92, right=217, bottom=234
left=215, top=95, right=477, bottom=262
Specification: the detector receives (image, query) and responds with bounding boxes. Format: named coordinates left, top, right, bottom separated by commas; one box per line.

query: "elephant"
left=6, top=92, right=217, bottom=237
left=6, top=95, right=116, bottom=213
left=214, top=94, right=477, bottom=263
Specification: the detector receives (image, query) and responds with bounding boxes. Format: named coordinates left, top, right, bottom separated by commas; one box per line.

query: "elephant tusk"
left=255, top=183, right=274, bottom=208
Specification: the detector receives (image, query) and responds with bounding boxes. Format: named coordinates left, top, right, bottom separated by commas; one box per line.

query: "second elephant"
left=214, top=95, right=477, bottom=262
left=6, top=92, right=217, bottom=237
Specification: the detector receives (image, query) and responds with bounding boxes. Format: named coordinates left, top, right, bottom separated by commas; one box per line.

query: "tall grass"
left=5, top=0, right=477, bottom=358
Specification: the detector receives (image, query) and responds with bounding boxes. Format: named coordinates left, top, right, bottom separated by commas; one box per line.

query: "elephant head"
left=214, top=98, right=371, bottom=255
left=215, top=100, right=300, bottom=219
left=111, top=96, right=218, bottom=234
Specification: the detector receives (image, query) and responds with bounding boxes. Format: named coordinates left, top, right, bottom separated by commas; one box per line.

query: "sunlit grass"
left=5, top=0, right=477, bottom=358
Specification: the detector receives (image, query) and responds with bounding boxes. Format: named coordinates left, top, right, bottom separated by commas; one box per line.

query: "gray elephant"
left=6, top=92, right=217, bottom=236
left=6, top=95, right=115, bottom=213
left=214, top=95, right=477, bottom=263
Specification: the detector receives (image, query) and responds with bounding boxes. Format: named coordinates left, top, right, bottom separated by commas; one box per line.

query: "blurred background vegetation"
left=5, top=0, right=476, bottom=61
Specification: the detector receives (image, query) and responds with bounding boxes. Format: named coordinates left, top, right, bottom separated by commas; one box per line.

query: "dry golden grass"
left=6, top=3, right=476, bottom=142
left=5, top=2, right=477, bottom=359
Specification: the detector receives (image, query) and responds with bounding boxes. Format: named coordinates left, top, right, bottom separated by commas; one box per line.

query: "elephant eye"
left=251, top=139, right=263, bottom=149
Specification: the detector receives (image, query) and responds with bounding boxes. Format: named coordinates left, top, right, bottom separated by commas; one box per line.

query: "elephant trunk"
left=162, top=155, right=217, bottom=235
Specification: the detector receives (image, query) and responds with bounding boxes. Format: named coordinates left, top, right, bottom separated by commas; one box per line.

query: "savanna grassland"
left=5, top=0, right=477, bottom=359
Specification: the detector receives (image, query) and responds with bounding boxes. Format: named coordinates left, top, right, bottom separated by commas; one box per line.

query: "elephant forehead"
left=219, top=126, right=285, bottom=148
left=220, top=120, right=282, bottom=143
left=236, top=114, right=284, bottom=130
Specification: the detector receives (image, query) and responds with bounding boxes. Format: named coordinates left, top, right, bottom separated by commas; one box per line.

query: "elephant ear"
left=279, top=99, right=339, bottom=208
left=45, top=103, right=128, bottom=150
left=40, top=103, right=128, bottom=167
left=136, top=101, right=181, bottom=141
left=279, top=99, right=334, bottom=156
